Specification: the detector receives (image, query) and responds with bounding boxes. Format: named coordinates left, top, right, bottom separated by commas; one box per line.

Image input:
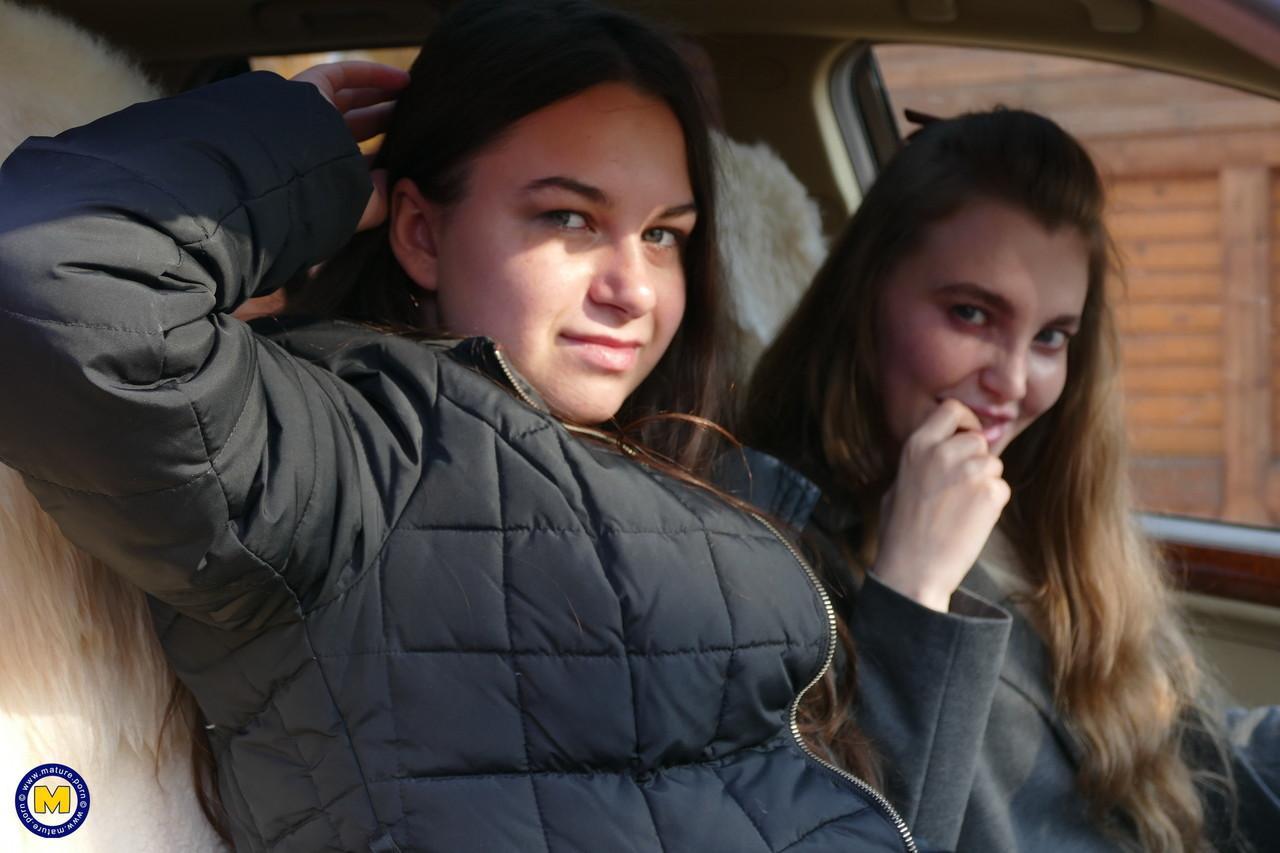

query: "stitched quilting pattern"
left=191, top=341, right=897, bottom=851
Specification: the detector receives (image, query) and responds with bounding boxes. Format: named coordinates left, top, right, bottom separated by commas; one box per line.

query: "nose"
left=980, top=345, right=1028, bottom=402
left=587, top=239, right=656, bottom=320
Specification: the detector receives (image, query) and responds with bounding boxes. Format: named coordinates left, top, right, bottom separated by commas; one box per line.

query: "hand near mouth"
left=873, top=398, right=1011, bottom=612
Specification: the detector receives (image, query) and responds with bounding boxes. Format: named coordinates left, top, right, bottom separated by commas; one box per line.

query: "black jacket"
left=0, top=72, right=914, bottom=852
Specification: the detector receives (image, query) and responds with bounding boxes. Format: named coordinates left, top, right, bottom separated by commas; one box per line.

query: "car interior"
left=22, top=0, right=1280, bottom=705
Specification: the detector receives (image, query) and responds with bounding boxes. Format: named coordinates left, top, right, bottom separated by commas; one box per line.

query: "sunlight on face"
left=876, top=198, right=1090, bottom=455
left=417, top=83, right=695, bottom=424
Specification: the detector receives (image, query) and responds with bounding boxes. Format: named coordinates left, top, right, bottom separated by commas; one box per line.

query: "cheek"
left=656, top=269, right=686, bottom=346
left=1024, top=356, right=1070, bottom=420
left=881, top=315, right=973, bottom=396
left=436, top=261, right=510, bottom=337
left=441, top=239, right=574, bottom=342
left=492, top=250, right=578, bottom=343
left=878, top=314, right=949, bottom=437
left=434, top=215, right=510, bottom=330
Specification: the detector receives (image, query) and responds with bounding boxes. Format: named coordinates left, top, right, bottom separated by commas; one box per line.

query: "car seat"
left=0, top=2, right=225, bottom=850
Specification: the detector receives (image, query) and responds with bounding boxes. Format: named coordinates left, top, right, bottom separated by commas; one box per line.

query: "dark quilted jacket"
left=0, top=72, right=913, bottom=852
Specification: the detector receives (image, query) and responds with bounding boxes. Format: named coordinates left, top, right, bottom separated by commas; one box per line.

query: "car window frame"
left=833, top=40, right=1280, bottom=608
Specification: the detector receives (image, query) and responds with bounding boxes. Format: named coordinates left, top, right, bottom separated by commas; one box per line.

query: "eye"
left=951, top=304, right=988, bottom=326
left=1034, top=327, right=1072, bottom=350
left=642, top=227, right=683, bottom=250
left=543, top=210, right=589, bottom=231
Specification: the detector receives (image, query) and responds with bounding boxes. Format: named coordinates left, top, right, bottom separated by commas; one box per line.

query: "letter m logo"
left=33, top=783, right=71, bottom=814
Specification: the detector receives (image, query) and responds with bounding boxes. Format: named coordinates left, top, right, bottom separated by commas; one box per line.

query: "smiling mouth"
left=978, top=421, right=1008, bottom=446
left=936, top=396, right=1015, bottom=447
left=970, top=410, right=1016, bottom=447
left=559, top=334, right=642, bottom=373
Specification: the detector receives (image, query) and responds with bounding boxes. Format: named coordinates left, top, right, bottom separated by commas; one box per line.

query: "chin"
left=551, top=394, right=627, bottom=427
left=568, top=410, right=618, bottom=427
left=994, top=429, right=1029, bottom=457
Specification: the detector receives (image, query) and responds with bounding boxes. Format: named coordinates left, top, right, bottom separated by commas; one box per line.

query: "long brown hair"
left=746, top=109, right=1227, bottom=850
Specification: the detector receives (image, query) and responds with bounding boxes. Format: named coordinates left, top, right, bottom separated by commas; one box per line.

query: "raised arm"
left=841, top=399, right=1014, bottom=846
left=0, top=70, right=415, bottom=626
left=848, top=573, right=1010, bottom=849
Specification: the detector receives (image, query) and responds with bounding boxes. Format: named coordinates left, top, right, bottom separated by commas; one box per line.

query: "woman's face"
left=875, top=198, right=1090, bottom=456
left=392, top=82, right=694, bottom=424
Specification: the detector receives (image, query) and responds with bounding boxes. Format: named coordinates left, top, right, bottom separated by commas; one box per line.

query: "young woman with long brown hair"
left=745, top=108, right=1279, bottom=851
left=0, top=1, right=918, bottom=850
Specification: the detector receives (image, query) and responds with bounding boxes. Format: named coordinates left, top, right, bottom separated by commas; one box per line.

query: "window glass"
left=252, top=48, right=419, bottom=78
left=870, top=44, right=1280, bottom=527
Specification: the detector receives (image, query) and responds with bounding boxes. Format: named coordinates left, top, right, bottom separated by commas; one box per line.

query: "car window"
left=857, top=43, right=1280, bottom=532
left=252, top=48, right=419, bottom=77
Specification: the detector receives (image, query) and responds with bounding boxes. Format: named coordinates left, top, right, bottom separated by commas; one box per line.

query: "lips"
left=970, top=408, right=1015, bottom=448
left=936, top=396, right=1015, bottom=448
left=559, top=333, right=642, bottom=373
left=978, top=422, right=1007, bottom=446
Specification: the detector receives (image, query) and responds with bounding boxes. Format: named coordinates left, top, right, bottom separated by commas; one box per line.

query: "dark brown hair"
left=187, top=2, right=731, bottom=842
left=288, top=0, right=728, bottom=471
left=747, top=108, right=1222, bottom=850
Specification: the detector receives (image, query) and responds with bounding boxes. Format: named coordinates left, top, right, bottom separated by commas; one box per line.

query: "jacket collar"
left=447, top=336, right=551, bottom=412
left=453, top=336, right=826, bottom=502
left=259, top=321, right=817, bottom=509
left=252, top=317, right=552, bottom=413
left=712, top=447, right=823, bottom=530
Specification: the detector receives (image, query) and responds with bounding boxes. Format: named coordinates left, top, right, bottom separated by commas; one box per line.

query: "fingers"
left=292, top=61, right=410, bottom=99
left=291, top=62, right=410, bottom=129
left=960, top=453, right=1004, bottom=484
left=988, top=476, right=1012, bottom=509
left=284, top=62, right=405, bottom=235
left=289, top=61, right=405, bottom=160
left=232, top=291, right=287, bottom=322
left=878, top=404, right=1011, bottom=613
left=900, top=398, right=997, bottom=480
left=935, top=431, right=987, bottom=465
left=345, top=101, right=397, bottom=144
left=909, top=399, right=983, bottom=450
left=321, top=60, right=411, bottom=93
left=898, top=397, right=1005, bottom=502
left=333, top=86, right=399, bottom=112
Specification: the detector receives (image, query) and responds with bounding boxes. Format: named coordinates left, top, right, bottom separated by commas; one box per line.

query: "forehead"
left=913, top=197, right=1090, bottom=316
left=465, top=82, right=693, bottom=202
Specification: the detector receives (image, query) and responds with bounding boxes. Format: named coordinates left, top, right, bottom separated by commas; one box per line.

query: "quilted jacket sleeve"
left=0, top=72, right=412, bottom=628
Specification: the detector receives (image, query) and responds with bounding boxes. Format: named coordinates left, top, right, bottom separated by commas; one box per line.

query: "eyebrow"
left=938, top=281, right=1081, bottom=329
left=522, top=175, right=697, bottom=219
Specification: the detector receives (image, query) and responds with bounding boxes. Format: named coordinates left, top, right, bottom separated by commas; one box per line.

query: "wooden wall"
left=877, top=45, right=1280, bottom=524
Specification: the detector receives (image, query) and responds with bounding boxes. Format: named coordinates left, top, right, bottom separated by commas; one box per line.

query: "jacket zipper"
left=493, top=345, right=638, bottom=456
left=749, top=512, right=918, bottom=853
left=495, top=343, right=916, bottom=851
left=492, top=346, right=540, bottom=410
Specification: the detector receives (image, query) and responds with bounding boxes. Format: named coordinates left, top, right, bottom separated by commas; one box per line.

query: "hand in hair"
left=291, top=61, right=411, bottom=232
left=873, top=399, right=1011, bottom=612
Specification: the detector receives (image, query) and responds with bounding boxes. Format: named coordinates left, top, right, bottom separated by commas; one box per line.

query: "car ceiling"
left=24, top=0, right=1280, bottom=97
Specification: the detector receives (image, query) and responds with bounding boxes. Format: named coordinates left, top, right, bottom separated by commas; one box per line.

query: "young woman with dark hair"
left=0, top=0, right=920, bottom=850
left=0, top=0, right=936, bottom=845
left=744, top=108, right=1280, bottom=851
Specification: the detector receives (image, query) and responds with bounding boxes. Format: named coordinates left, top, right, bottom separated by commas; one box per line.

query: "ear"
left=388, top=177, right=444, bottom=293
